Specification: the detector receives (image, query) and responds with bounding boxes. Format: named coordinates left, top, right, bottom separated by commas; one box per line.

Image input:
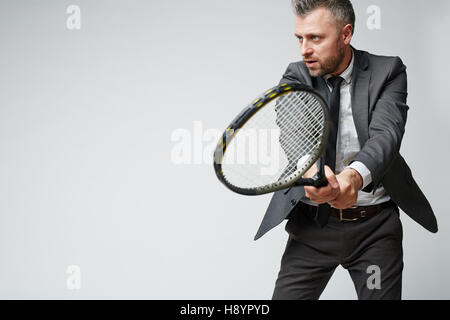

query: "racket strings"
left=274, top=93, right=324, bottom=180
left=276, top=94, right=324, bottom=158
left=221, top=90, right=326, bottom=190
left=276, top=93, right=324, bottom=145
left=222, top=93, right=323, bottom=188
left=273, top=92, right=324, bottom=168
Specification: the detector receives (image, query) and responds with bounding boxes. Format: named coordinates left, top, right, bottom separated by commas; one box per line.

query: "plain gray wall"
left=0, top=0, right=448, bottom=299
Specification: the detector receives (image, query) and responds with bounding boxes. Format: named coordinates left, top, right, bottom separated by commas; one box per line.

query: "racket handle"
left=294, top=157, right=328, bottom=188
left=314, top=157, right=328, bottom=187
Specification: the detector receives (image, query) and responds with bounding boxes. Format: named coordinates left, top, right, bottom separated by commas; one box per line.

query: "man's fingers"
left=317, top=166, right=340, bottom=198
left=305, top=189, right=327, bottom=204
left=324, top=166, right=340, bottom=190
left=304, top=166, right=341, bottom=205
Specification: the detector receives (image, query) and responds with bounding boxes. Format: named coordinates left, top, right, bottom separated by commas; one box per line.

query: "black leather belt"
left=302, top=200, right=396, bottom=222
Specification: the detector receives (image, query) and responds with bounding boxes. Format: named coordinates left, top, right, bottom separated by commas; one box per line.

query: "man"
left=254, top=0, right=438, bottom=300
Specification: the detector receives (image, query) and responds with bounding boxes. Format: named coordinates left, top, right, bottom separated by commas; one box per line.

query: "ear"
left=342, top=24, right=353, bottom=45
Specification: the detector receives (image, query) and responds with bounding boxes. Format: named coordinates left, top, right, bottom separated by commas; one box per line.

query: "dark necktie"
left=314, top=76, right=344, bottom=228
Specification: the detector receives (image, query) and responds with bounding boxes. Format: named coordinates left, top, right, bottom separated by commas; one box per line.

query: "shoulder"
left=280, top=61, right=311, bottom=85
left=282, top=61, right=310, bottom=83
left=357, top=48, right=407, bottom=77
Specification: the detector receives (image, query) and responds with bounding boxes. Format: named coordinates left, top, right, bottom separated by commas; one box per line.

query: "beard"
left=307, top=43, right=346, bottom=77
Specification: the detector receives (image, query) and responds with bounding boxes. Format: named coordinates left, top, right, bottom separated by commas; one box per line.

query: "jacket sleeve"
left=352, top=57, right=409, bottom=192
left=279, top=62, right=306, bottom=84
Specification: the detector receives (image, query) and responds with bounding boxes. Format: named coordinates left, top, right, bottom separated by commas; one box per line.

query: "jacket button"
left=291, top=199, right=297, bottom=206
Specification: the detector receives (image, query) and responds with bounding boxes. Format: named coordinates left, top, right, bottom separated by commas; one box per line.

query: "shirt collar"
left=324, top=48, right=354, bottom=85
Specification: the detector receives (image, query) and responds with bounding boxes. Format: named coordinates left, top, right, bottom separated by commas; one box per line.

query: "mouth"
left=304, top=60, right=318, bottom=67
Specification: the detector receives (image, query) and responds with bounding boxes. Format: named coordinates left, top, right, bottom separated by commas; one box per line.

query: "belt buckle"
left=339, top=208, right=359, bottom=222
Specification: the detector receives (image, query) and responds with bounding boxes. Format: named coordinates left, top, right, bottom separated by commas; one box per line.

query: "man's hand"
left=329, top=168, right=363, bottom=209
left=303, top=164, right=340, bottom=205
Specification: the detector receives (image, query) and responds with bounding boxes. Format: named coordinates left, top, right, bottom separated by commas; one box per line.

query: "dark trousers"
left=272, top=202, right=403, bottom=300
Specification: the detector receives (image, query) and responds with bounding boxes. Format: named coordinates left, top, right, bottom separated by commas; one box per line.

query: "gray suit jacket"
left=254, top=47, right=438, bottom=240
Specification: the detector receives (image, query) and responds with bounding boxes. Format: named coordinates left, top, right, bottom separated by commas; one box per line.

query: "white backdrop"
left=0, top=0, right=449, bottom=299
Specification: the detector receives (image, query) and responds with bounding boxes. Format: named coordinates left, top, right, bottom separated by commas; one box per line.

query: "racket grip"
left=311, top=172, right=328, bottom=188
left=314, top=157, right=328, bottom=187
left=294, top=157, right=328, bottom=187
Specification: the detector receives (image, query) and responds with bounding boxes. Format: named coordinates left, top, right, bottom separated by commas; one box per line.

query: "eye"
left=312, top=36, right=320, bottom=41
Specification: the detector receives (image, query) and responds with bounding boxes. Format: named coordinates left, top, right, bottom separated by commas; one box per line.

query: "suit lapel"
left=312, top=76, right=331, bottom=102
left=351, top=49, right=371, bottom=146
left=311, top=48, right=370, bottom=145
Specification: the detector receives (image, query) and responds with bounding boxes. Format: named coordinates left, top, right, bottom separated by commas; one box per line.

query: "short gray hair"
left=291, top=0, right=355, bottom=35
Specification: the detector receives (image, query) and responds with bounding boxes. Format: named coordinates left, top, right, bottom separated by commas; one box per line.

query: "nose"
left=301, top=40, right=314, bottom=58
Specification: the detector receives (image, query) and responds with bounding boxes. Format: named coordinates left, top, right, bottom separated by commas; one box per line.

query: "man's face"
left=294, top=7, right=346, bottom=77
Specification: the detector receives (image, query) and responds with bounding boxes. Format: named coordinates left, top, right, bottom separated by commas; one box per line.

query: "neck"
left=329, top=46, right=352, bottom=77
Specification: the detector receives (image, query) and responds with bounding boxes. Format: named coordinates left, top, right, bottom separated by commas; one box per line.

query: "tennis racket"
left=213, top=82, right=330, bottom=195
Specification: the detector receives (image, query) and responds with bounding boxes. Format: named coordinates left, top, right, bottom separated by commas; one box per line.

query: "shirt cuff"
left=347, top=161, right=372, bottom=190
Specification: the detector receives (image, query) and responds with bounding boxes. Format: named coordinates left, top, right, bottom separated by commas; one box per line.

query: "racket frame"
left=213, top=82, right=330, bottom=195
